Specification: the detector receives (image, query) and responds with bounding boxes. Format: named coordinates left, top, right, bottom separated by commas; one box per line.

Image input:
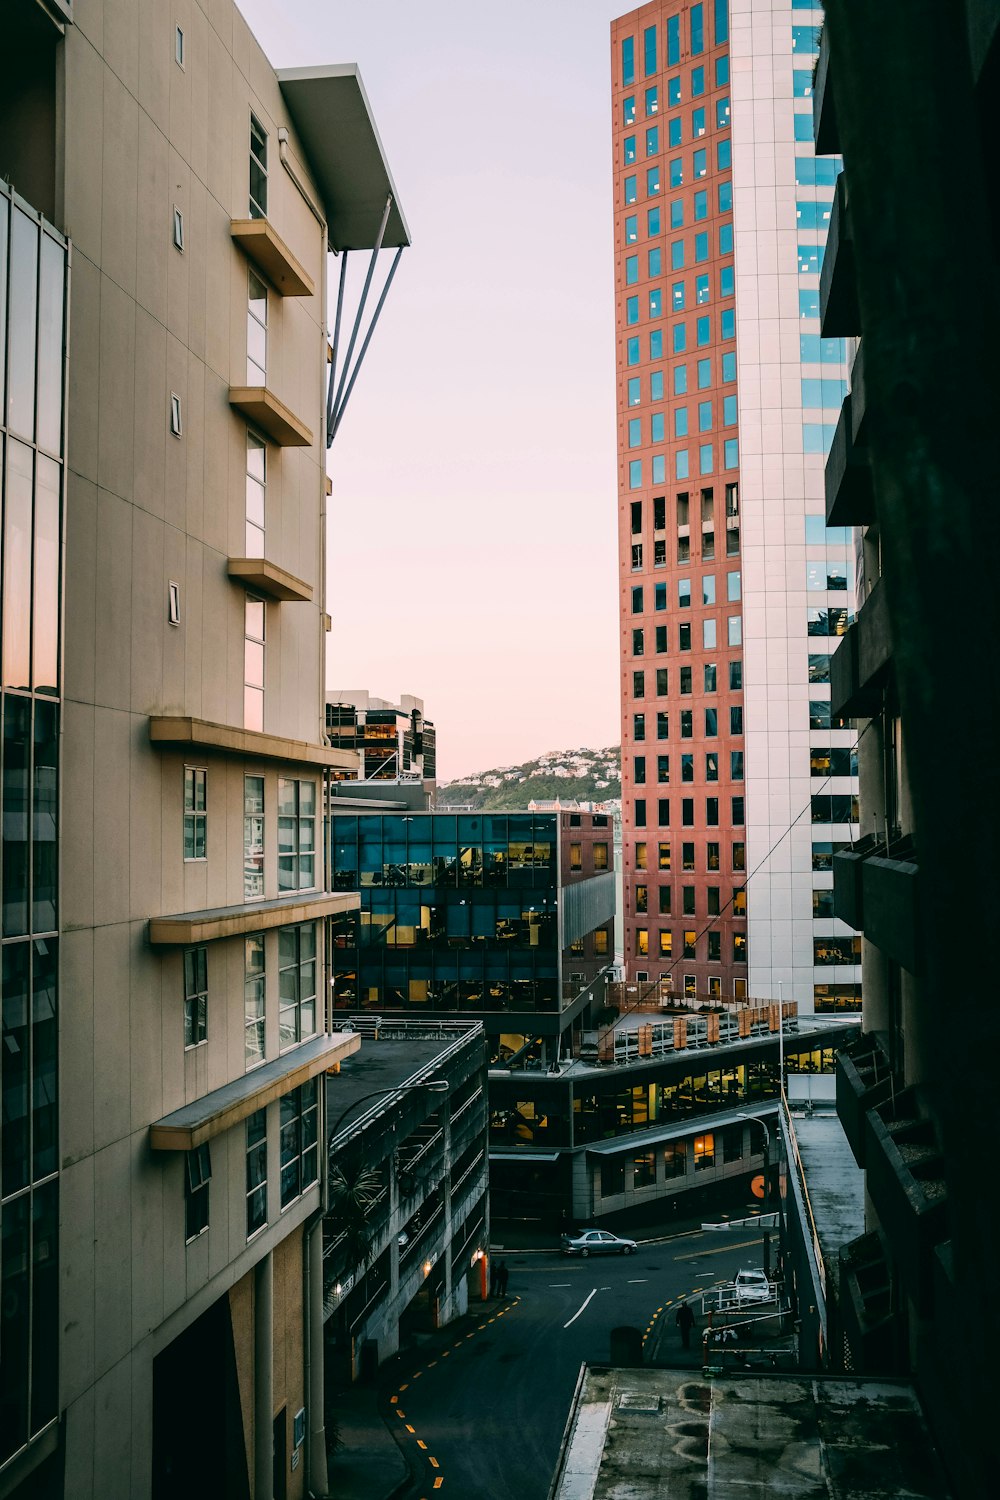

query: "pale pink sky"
left=239, top=1, right=627, bottom=781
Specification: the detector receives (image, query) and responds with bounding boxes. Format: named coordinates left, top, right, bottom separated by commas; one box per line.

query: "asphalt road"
left=380, top=1227, right=770, bottom=1500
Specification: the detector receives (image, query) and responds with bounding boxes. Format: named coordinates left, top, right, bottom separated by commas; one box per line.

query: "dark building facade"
left=329, top=811, right=616, bottom=1064
left=783, top=7, right=1000, bottom=1499
left=326, top=691, right=436, bottom=786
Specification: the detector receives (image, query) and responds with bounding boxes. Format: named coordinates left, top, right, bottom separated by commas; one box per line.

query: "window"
left=244, top=596, right=265, bottom=730
left=246, top=1110, right=268, bottom=1237
left=707, top=930, right=721, bottom=961
left=636, top=843, right=647, bottom=869
left=625, top=214, right=638, bottom=243
left=681, top=754, right=694, bottom=782
left=655, top=668, right=668, bottom=696
left=727, top=615, right=742, bottom=646
left=707, top=842, right=719, bottom=871
left=175, top=25, right=185, bottom=66
left=656, top=711, right=669, bottom=740
left=664, top=1140, right=686, bottom=1178
left=682, top=799, right=694, bottom=827
left=245, top=934, right=266, bottom=1067
left=634, top=712, right=645, bottom=740
left=723, top=394, right=737, bottom=426
left=717, top=139, right=731, bottom=171
left=649, top=329, right=663, bottom=359
left=693, top=1132, right=714, bottom=1170
left=658, top=842, right=671, bottom=871
left=633, top=627, right=645, bottom=657
left=720, top=264, right=734, bottom=298
left=626, top=255, right=639, bottom=286
left=657, top=798, right=670, bottom=826
left=594, top=843, right=609, bottom=870
left=695, top=273, right=709, bottom=306
left=694, top=190, right=708, bottom=220
left=594, top=929, right=610, bottom=954
left=635, top=883, right=648, bottom=913
left=669, top=116, right=682, bottom=148
left=676, top=448, right=690, bottom=480
left=704, top=663, right=717, bottom=693
left=657, top=754, right=670, bottom=783
left=244, top=775, right=265, bottom=899
left=650, top=370, right=664, bottom=401
left=705, top=752, right=718, bottom=782
left=183, top=768, right=207, bottom=860
left=732, top=796, right=745, bottom=826
left=733, top=841, right=746, bottom=871
left=632, top=542, right=643, bottom=569
left=183, top=947, right=208, bottom=1048
left=684, top=929, right=697, bottom=958
left=682, top=885, right=696, bottom=915
left=602, top=1158, right=625, bottom=1198
left=170, top=392, right=182, bottom=435
left=696, top=316, right=710, bottom=347
left=731, top=705, right=744, bottom=734
left=706, top=796, right=719, bottom=826
left=624, top=96, right=636, bottom=125
left=172, top=207, right=184, bottom=251
left=647, top=166, right=661, bottom=196
left=279, top=923, right=318, bottom=1049
left=250, top=112, right=268, bottom=218
left=185, top=1145, right=211, bottom=1240
left=720, top=223, right=734, bottom=256
left=634, top=757, right=646, bottom=785
left=280, top=1080, right=319, bottom=1209
left=690, top=3, right=705, bottom=54
left=624, top=175, right=638, bottom=204
left=622, top=35, right=635, bottom=85
left=646, top=85, right=659, bottom=116
left=245, top=431, right=266, bottom=553
left=703, top=619, right=717, bottom=649
left=648, top=206, right=661, bottom=236
left=667, top=13, right=680, bottom=64
left=168, top=581, right=181, bottom=625
left=636, top=928, right=649, bottom=954
left=693, top=148, right=707, bottom=180
left=646, top=126, right=659, bottom=155
left=247, top=269, right=267, bottom=383
left=649, top=290, right=663, bottom=321
left=627, top=376, right=641, bottom=406
left=670, top=158, right=683, bottom=188
left=278, top=778, right=316, bottom=891
left=636, top=800, right=647, bottom=828
left=674, top=407, right=689, bottom=438
left=731, top=750, right=744, bottom=780
left=628, top=416, right=641, bottom=447
left=670, top=200, right=683, bottom=230
left=692, top=107, right=706, bottom=138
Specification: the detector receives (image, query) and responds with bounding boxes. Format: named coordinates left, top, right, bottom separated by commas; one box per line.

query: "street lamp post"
left=738, top=1111, right=773, bottom=1277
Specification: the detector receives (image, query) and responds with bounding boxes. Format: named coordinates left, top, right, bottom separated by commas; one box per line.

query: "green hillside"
left=438, top=747, right=621, bottom=811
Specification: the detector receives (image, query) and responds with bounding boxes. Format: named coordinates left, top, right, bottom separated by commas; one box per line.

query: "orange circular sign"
left=750, top=1173, right=765, bottom=1200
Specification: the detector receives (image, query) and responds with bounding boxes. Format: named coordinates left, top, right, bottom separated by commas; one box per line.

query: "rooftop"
left=552, top=1368, right=952, bottom=1499
left=326, top=1023, right=480, bottom=1142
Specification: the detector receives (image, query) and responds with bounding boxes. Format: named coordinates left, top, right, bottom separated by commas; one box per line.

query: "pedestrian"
left=676, top=1301, right=696, bottom=1350
left=498, top=1260, right=509, bottom=1298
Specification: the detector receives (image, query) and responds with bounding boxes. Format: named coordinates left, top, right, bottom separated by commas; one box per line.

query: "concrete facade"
left=0, top=3, right=407, bottom=1496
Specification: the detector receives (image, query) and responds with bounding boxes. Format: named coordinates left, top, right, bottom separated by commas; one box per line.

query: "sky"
left=237, top=0, right=628, bottom=782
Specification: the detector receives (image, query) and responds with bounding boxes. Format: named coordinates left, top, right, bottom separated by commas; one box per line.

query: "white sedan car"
left=560, top=1228, right=637, bottom=1257
left=730, top=1269, right=773, bottom=1302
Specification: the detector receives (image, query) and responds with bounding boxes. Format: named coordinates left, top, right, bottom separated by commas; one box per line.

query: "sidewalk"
left=326, top=1296, right=512, bottom=1500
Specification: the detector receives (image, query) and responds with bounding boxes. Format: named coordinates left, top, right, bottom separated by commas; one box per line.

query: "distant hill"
left=437, top=747, right=621, bottom=812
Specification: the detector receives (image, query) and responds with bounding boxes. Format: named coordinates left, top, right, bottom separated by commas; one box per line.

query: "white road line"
left=548, top=1283, right=572, bottom=1288
left=564, top=1288, right=599, bottom=1328
left=627, top=1278, right=649, bottom=1284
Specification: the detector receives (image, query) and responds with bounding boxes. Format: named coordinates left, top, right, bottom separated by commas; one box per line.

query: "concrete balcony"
left=227, top=557, right=313, bottom=603
left=228, top=386, right=312, bottom=447
left=149, top=715, right=359, bottom=773
left=831, top=841, right=868, bottom=930
left=230, top=218, right=315, bottom=297
left=862, top=844, right=919, bottom=975
left=812, top=25, right=840, bottom=155
left=864, top=1089, right=948, bottom=1314
left=835, top=1032, right=892, bottom=1168
left=825, top=394, right=874, bottom=527
left=838, top=1230, right=898, bottom=1372
left=148, top=890, right=360, bottom=946
left=849, top=341, right=867, bottom=444
left=820, top=173, right=859, bottom=338
left=856, top=575, right=892, bottom=691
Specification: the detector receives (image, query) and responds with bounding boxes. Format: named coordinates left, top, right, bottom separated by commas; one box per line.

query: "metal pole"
left=331, top=246, right=404, bottom=442
left=329, top=195, right=392, bottom=430
left=326, top=249, right=350, bottom=437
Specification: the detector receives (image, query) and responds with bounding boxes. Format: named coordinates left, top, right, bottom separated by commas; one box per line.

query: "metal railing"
left=781, top=1094, right=827, bottom=1299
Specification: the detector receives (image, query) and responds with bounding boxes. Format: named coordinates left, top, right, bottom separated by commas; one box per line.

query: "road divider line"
left=564, top=1288, right=598, bottom=1328
left=627, top=1278, right=648, bottom=1284
left=548, top=1283, right=571, bottom=1288
left=674, top=1237, right=761, bottom=1260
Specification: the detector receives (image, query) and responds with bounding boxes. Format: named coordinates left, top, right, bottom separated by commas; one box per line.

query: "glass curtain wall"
left=0, top=183, right=67, bottom=1466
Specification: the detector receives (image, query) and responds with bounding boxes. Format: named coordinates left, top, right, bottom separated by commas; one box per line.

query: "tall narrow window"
left=280, top=1080, right=319, bottom=1208
left=247, top=270, right=267, bottom=384
left=278, top=923, right=318, bottom=1049
left=246, top=1110, right=268, bottom=1237
left=250, top=113, right=268, bottom=218
left=175, top=26, right=185, bottom=67
left=185, top=1145, right=211, bottom=1240
left=183, top=768, right=207, bottom=860
left=244, top=597, right=265, bottom=730
left=246, top=431, right=266, bottom=553
left=183, top=947, right=208, bottom=1048
left=278, top=779, right=316, bottom=891
left=244, top=776, right=265, bottom=899
left=245, top=934, right=266, bottom=1068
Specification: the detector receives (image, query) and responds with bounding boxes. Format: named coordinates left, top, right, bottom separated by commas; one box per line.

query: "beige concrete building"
left=0, top=2, right=408, bottom=1496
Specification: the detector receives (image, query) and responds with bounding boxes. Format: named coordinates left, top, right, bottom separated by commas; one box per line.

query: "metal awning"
left=277, top=65, right=411, bottom=250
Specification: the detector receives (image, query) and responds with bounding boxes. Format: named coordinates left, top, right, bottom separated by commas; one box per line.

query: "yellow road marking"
left=674, top=1237, right=761, bottom=1260
left=417, top=1440, right=427, bottom=1450
left=413, top=1371, right=423, bottom=1379
left=434, top=1480, right=444, bottom=1490
left=396, top=1410, right=406, bottom=1420
left=442, top=1350, right=450, bottom=1358
left=405, top=1424, right=415, bottom=1434
left=428, top=1360, right=438, bottom=1368
left=400, top=1382, right=409, bottom=1391
left=390, top=1395, right=398, bottom=1404
left=429, top=1457, right=440, bottom=1469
